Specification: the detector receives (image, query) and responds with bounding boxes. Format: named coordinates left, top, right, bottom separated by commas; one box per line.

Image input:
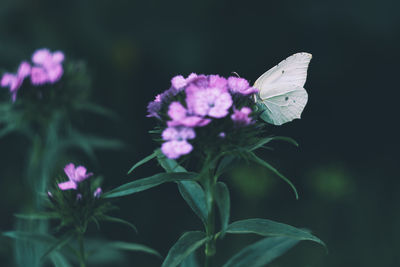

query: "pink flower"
left=186, top=85, right=233, bottom=118
left=1, top=61, right=31, bottom=102
left=162, top=141, right=193, bottom=159
left=58, top=163, right=93, bottom=191
left=228, top=77, right=258, bottom=95
left=31, top=48, right=64, bottom=84
left=31, top=67, right=48, bottom=85
left=231, top=107, right=253, bottom=126
left=171, top=75, right=187, bottom=89
left=161, top=127, right=195, bottom=159
left=167, top=101, right=211, bottom=127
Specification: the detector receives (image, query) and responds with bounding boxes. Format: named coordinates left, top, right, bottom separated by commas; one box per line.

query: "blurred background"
left=0, top=0, right=399, bottom=266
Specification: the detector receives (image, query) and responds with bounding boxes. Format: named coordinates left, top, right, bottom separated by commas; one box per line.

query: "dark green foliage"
left=225, top=218, right=325, bottom=247
left=222, top=236, right=300, bottom=267
left=104, top=172, right=199, bottom=198
left=161, top=231, right=209, bottom=267
left=47, top=177, right=116, bottom=232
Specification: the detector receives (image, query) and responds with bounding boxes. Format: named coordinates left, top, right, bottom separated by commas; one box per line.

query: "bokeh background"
left=1, top=0, right=399, bottom=266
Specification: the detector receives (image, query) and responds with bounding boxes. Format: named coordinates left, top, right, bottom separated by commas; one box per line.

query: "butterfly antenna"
left=231, top=71, right=241, bottom=78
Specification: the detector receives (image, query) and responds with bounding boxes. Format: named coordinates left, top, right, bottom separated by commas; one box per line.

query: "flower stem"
left=203, top=158, right=217, bottom=267
left=78, top=233, right=86, bottom=267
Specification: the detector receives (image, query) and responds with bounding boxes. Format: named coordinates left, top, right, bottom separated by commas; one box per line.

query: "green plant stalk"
left=203, top=155, right=218, bottom=267
left=78, top=233, right=86, bottom=267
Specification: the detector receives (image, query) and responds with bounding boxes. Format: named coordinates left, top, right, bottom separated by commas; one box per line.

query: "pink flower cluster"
left=58, top=163, right=93, bottom=190
left=148, top=74, right=258, bottom=159
left=56, top=163, right=102, bottom=200
left=1, top=48, right=64, bottom=102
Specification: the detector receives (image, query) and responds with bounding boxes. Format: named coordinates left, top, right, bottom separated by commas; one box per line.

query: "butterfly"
left=253, top=52, right=312, bottom=125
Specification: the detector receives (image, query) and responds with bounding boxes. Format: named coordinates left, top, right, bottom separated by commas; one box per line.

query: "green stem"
left=78, top=233, right=86, bottom=267
left=203, top=156, right=217, bottom=267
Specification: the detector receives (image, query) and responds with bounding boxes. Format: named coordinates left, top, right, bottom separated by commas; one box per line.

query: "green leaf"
left=162, top=231, right=208, bottom=267
left=106, top=241, right=161, bottom=258
left=157, top=152, right=187, bottom=172
left=247, top=136, right=299, bottom=151
left=179, top=250, right=200, bottom=267
left=100, top=215, right=138, bottom=234
left=216, top=155, right=238, bottom=177
left=177, top=181, right=208, bottom=225
left=226, top=218, right=325, bottom=247
left=103, top=172, right=199, bottom=198
left=41, top=233, right=73, bottom=260
left=215, top=182, right=230, bottom=237
left=128, top=150, right=161, bottom=174
left=3, top=231, right=56, bottom=244
left=222, top=236, right=299, bottom=267
left=49, top=252, right=73, bottom=267
left=15, top=212, right=59, bottom=220
left=157, top=152, right=208, bottom=225
left=248, top=152, right=299, bottom=199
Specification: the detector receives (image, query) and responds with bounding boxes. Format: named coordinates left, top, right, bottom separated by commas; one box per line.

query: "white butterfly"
left=254, top=52, right=312, bottom=125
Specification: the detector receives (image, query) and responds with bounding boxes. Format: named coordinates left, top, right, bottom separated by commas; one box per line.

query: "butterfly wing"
left=258, top=83, right=308, bottom=125
left=254, top=53, right=312, bottom=125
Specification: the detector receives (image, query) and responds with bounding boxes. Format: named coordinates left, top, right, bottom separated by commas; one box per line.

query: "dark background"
left=1, top=0, right=399, bottom=266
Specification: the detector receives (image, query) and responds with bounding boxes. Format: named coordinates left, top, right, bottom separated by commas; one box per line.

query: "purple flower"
left=231, top=107, right=253, bottom=126
left=171, top=75, right=187, bottom=89
left=228, top=77, right=258, bottom=95
left=93, top=187, right=102, bottom=198
left=1, top=61, right=31, bottom=102
left=219, top=132, right=226, bottom=138
left=31, top=48, right=64, bottom=84
left=31, top=67, right=48, bottom=85
left=161, top=127, right=195, bottom=159
left=76, top=193, right=83, bottom=201
left=167, top=101, right=211, bottom=127
left=58, top=163, right=93, bottom=191
left=186, top=84, right=233, bottom=118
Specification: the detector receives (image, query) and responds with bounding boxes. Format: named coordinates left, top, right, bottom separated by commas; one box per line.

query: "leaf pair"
left=162, top=218, right=325, bottom=267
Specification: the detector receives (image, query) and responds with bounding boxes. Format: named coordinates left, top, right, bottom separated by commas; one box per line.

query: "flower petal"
left=58, top=180, right=77, bottom=190
left=64, top=163, right=76, bottom=181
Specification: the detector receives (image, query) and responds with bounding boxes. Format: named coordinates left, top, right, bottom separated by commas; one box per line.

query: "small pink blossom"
left=228, top=77, right=258, bottom=95
left=186, top=85, right=233, bottom=118
left=231, top=107, right=253, bottom=126
left=167, top=101, right=211, bottom=127
left=161, top=127, right=195, bottom=159
left=58, top=163, right=93, bottom=191
left=154, top=94, right=162, bottom=102
left=1, top=61, right=31, bottom=102
left=31, top=48, right=64, bottom=84
left=162, top=140, right=193, bottom=159
left=171, top=75, right=187, bottom=89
